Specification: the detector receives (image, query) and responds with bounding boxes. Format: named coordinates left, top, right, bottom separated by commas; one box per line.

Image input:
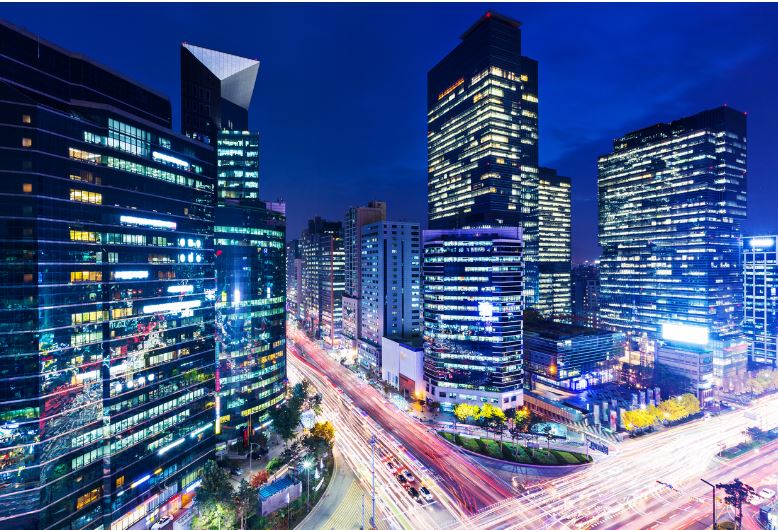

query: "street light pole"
left=370, top=434, right=376, bottom=529
left=701, top=478, right=716, bottom=529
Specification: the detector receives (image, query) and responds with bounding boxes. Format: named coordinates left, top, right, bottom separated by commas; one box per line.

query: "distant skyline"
left=5, top=3, right=777, bottom=261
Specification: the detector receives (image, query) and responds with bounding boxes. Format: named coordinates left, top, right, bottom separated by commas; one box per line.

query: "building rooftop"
left=385, top=335, right=424, bottom=350
left=259, top=475, right=298, bottom=501
left=461, top=11, right=521, bottom=40
left=524, top=318, right=616, bottom=340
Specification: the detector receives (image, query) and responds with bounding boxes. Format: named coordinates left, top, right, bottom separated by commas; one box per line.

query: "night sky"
left=5, top=3, right=778, bottom=262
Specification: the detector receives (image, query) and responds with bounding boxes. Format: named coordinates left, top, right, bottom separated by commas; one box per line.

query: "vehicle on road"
left=230, top=467, right=243, bottom=476
left=397, top=474, right=408, bottom=486
left=150, top=516, right=171, bottom=530
left=760, top=487, right=776, bottom=499
left=420, top=486, right=433, bottom=501
left=408, top=487, right=422, bottom=503
left=386, top=460, right=395, bottom=471
left=402, top=469, right=415, bottom=482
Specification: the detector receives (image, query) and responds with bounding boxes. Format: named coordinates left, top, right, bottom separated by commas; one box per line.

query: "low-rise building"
left=259, top=475, right=302, bottom=516
left=381, top=336, right=425, bottom=400
left=524, top=316, right=623, bottom=392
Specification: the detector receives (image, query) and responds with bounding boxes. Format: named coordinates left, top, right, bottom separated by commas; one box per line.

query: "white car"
left=760, top=488, right=776, bottom=499
left=150, top=516, right=171, bottom=530
left=419, top=486, right=433, bottom=502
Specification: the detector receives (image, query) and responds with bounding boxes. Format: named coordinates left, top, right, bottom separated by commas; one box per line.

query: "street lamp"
left=303, top=458, right=313, bottom=511
left=700, top=478, right=716, bottom=529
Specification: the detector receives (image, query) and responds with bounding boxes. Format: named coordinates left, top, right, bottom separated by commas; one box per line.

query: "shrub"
left=552, top=450, right=580, bottom=465
left=481, top=439, right=503, bottom=459
left=531, top=449, right=558, bottom=465
left=266, top=457, right=284, bottom=474
left=440, top=431, right=456, bottom=443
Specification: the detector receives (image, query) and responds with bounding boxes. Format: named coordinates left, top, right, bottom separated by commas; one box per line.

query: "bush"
left=552, top=450, right=580, bottom=465
left=266, top=457, right=284, bottom=474
left=531, top=449, right=558, bottom=465
left=440, top=431, right=456, bottom=443
left=459, top=436, right=481, bottom=454
left=481, top=439, right=503, bottom=459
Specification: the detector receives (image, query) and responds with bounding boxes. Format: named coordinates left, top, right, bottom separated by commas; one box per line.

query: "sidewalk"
left=295, top=447, right=364, bottom=530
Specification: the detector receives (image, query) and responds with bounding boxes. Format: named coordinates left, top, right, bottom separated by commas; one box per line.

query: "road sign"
left=588, top=440, right=609, bottom=455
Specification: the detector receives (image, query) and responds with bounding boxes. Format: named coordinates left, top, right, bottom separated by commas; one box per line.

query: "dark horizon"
left=5, top=3, right=777, bottom=262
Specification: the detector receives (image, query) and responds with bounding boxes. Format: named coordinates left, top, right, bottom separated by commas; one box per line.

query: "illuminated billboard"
left=661, top=322, right=709, bottom=345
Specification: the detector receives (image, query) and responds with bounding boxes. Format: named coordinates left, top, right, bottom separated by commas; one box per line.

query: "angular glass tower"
left=537, top=168, right=572, bottom=320
left=0, top=22, right=216, bottom=529
left=423, top=228, right=525, bottom=410
left=427, top=11, right=539, bottom=305
left=181, top=45, right=286, bottom=452
left=598, top=106, right=748, bottom=394
left=742, top=235, right=778, bottom=368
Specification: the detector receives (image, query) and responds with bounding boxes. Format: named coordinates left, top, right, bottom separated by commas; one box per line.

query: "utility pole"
left=361, top=493, right=365, bottom=530
left=370, top=434, right=376, bottom=529
left=701, top=478, right=716, bottom=529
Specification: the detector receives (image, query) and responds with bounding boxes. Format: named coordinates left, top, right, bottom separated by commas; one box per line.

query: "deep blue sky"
left=5, top=3, right=778, bottom=261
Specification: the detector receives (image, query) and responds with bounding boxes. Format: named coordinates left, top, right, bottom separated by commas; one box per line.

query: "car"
left=396, top=474, right=408, bottom=485
left=408, top=487, right=422, bottom=502
left=402, top=469, right=415, bottom=482
left=150, top=516, right=171, bottom=530
left=386, top=460, right=395, bottom=471
left=230, top=467, right=243, bottom=476
left=419, top=486, right=433, bottom=502
left=760, top=488, right=776, bottom=499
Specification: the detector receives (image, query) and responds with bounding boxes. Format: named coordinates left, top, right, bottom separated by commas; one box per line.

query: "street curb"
left=294, top=448, right=340, bottom=530
left=436, top=432, right=593, bottom=471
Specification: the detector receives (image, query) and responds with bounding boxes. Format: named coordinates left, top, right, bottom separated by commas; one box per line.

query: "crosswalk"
left=315, top=481, right=391, bottom=530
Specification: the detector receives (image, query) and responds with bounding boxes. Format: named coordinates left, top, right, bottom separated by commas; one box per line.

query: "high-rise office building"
left=427, top=11, right=539, bottom=305
left=598, top=106, right=748, bottom=395
left=743, top=235, right=778, bottom=368
left=181, top=43, right=259, bottom=145
left=537, top=168, right=572, bottom=320
left=342, top=201, right=386, bottom=349
left=182, top=45, right=286, bottom=452
left=287, top=239, right=303, bottom=319
left=0, top=22, right=216, bottom=529
left=299, top=218, right=344, bottom=347
left=571, top=263, right=601, bottom=329
left=358, top=221, right=421, bottom=371
left=422, top=228, right=525, bottom=410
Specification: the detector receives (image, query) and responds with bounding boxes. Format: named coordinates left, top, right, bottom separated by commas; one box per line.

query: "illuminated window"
left=22, top=183, right=32, bottom=193
left=69, top=147, right=101, bottom=164
left=22, top=138, right=32, bottom=147
left=70, top=189, right=103, bottom=205
left=116, top=476, right=125, bottom=488
left=70, top=230, right=98, bottom=242
left=76, top=487, right=101, bottom=510
left=70, top=271, right=102, bottom=283
left=22, top=114, right=31, bottom=124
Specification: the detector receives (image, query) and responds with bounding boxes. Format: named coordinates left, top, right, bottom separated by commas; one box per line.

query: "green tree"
left=269, top=399, right=303, bottom=447
left=193, top=503, right=236, bottom=530
left=233, top=479, right=257, bottom=530
left=195, top=461, right=233, bottom=509
left=479, top=404, right=506, bottom=441
left=303, top=421, right=335, bottom=457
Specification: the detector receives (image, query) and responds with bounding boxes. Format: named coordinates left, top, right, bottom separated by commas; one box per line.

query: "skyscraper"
left=423, top=228, right=525, bottom=410
left=0, top=22, right=216, bottom=529
left=424, top=12, right=532, bottom=410
left=342, top=201, right=386, bottom=350
left=181, top=45, right=286, bottom=453
left=358, top=221, right=421, bottom=371
left=598, top=106, right=748, bottom=395
left=571, top=263, right=601, bottom=329
left=427, top=11, right=539, bottom=304
left=743, top=235, right=778, bottom=368
left=537, top=168, right=572, bottom=320
left=286, top=239, right=303, bottom=319
left=299, top=218, right=344, bottom=347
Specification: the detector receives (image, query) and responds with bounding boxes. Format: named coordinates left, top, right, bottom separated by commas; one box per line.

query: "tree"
left=658, top=397, right=687, bottom=422
left=623, top=408, right=655, bottom=431
left=250, top=469, right=270, bottom=489
left=303, top=421, right=335, bottom=458
left=233, top=479, right=257, bottom=530
left=196, top=461, right=233, bottom=509
left=509, top=407, right=531, bottom=457
left=193, top=503, right=236, bottom=530
left=717, top=479, right=754, bottom=529
left=269, top=399, right=303, bottom=447
left=453, top=403, right=480, bottom=425
left=677, top=393, right=700, bottom=416
left=479, top=404, right=506, bottom=441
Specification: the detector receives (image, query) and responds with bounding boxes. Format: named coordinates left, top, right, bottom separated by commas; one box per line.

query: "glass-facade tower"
left=423, top=228, right=524, bottom=410
left=427, top=11, right=539, bottom=305
left=598, top=106, right=748, bottom=392
left=743, top=235, right=778, bottom=367
left=181, top=44, right=286, bottom=451
left=537, top=168, right=572, bottom=320
left=0, top=22, right=216, bottom=529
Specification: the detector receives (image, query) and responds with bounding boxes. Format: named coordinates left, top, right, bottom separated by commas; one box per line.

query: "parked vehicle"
left=151, top=516, right=172, bottom=530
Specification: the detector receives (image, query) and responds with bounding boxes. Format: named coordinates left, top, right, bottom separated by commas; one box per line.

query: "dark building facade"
left=422, top=228, right=524, bottom=410
left=427, top=11, right=540, bottom=305
left=0, top=22, right=216, bottom=529
left=181, top=44, right=286, bottom=452
left=524, top=317, right=623, bottom=392
left=299, top=218, right=344, bottom=347
left=571, top=263, right=600, bottom=329
left=598, top=106, right=748, bottom=394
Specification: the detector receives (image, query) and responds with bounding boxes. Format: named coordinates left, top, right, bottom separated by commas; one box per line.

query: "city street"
left=290, top=324, right=778, bottom=529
